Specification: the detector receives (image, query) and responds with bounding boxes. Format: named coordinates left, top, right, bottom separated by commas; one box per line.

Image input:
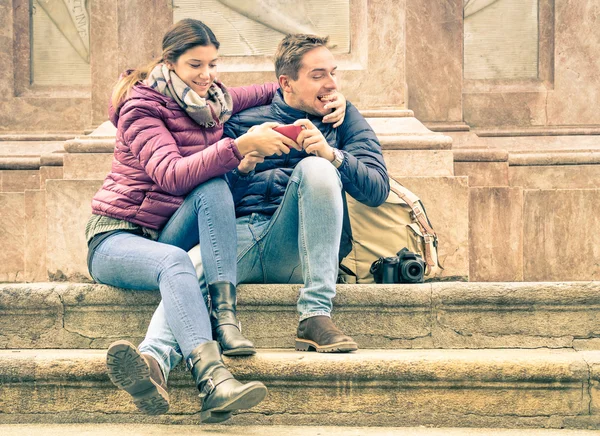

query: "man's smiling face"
left=281, top=46, right=338, bottom=116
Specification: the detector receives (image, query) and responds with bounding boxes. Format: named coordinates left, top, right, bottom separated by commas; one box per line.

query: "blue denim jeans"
left=140, top=157, right=344, bottom=379
left=89, top=177, right=237, bottom=370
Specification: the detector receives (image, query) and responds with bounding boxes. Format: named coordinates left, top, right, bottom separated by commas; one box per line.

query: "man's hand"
left=237, top=151, right=265, bottom=175
left=294, top=119, right=335, bottom=162
left=321, top=91, right=346, bottom=128
left=235, top=122, right=301, bottom=157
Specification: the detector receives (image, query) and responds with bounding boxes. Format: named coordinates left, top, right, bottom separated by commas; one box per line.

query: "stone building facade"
left=2, top=0, right=598, bottom=133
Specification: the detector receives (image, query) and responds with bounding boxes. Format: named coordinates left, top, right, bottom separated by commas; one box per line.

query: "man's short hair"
left=274, top=34, right=330, bottom=80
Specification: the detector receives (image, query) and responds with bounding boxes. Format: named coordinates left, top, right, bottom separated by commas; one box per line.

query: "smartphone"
left=273, top=124, right=304, bottom=142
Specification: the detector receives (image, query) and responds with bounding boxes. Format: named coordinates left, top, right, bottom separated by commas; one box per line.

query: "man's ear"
left=279, top=75, right=293, bottom=93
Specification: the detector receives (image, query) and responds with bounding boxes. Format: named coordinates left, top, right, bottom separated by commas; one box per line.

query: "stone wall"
left=2, top=0, right=598, bottom=132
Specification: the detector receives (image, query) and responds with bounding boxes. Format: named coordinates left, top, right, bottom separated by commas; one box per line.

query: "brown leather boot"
left=188, top=340, right=267, bottom=423
left=106, top=340, right=169, bottom=415
left=295, top=315, right=358, bottom=353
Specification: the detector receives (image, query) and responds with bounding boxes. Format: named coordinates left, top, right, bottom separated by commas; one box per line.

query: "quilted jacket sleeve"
left=120, top=101, right=241, bottom=196
left=229, top=83, right=279, bottom=115
left=337, top=103, right=390, bottom=207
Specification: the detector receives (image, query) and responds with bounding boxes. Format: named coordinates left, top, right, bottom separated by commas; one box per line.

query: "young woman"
left=86, top=19, right=346, bottom=423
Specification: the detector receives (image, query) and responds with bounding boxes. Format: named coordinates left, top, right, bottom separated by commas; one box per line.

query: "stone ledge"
left=475, top=126, right=600, bottom=137
left=0, top=348, right=595, bottom=427
left=63, top=138, right=114, bottom=154
left=2, top=282, right=600, bottom=350
left=454, top=149, right=509, bottom=162
left=360, top=109, right=414, bottom=118
left=0, top=158, right=40, bottom=170
left=509, top=152, right=600, bottom=166
left=0, top=425, right=597, bottom=436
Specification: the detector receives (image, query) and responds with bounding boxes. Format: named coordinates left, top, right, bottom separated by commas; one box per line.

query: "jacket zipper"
left=264, top=170, right=276, bottom=203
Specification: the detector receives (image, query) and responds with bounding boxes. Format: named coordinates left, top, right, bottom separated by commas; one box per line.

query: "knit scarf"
left=144, top=64, right=232, bottom=127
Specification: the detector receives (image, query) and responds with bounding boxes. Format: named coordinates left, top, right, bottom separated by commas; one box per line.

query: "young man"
left=218, top=34, right=389, bottom=353
left=140, top=34, right=389, bottom=380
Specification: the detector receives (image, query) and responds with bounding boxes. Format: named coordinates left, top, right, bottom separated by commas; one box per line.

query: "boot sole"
left=106, top=340, right=169, bottom=415
left=222, top=347, right=256, bottom=357
left=295, top=338, right=358, bottom=353
left=200, top=382, right=268, bottom=423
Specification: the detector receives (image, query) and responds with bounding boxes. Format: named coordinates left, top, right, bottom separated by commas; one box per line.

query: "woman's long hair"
left=111, top=19, right=220, bottom=109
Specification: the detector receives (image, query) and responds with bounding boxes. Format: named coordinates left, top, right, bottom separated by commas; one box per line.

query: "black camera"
left=370, top=248, right=425, bottom=284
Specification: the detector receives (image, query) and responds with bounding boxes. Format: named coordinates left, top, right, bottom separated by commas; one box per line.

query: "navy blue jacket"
left=224, top=89, right=390, bottom=258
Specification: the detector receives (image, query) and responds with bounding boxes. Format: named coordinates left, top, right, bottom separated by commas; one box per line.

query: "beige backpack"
left=340, top=177, right=443, bottom=283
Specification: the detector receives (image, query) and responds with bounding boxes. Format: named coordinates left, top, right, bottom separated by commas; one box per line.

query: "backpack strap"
left=389, top=184, right=442, bottom=274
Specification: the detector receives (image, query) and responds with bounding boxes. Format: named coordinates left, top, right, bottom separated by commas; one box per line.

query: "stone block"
left=431, top=282, right=600, bottom=349
left=406, top=0, right=463, bottom=122
left=63, top=153, right=113, bottom=180
left=0, top=170, right=40, bottom=192
left=469, top=187, right=523, bottom=281
left=463, top=91, right=547, bottom=128
left=39, top=166, right=63, bottom=188
left=46, top=180, right=103, bottom=282
left=454, top=161, right=509, bottom=187
left=384, top=150, right=454, bottom=177
left=24, top=190, right=47, bottom=282
left=395, top=176, right=469, bottom=280
left=523, top=189, right=600, bottom=281
left=0, top=349, right=590, bottom=426
left=0, top=193, right=25, bottom=282
left=509, top=165, right=600, bottom=189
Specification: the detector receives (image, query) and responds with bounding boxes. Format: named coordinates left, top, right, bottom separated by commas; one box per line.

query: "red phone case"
left=273, top=124, right=304, bottom=142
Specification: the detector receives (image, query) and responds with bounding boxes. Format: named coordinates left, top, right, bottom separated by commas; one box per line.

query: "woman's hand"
left=294, top=119, right=335, bottom=162
left=234, top=122, right=301, bottom=157
left=322, top=91, right=347, bottom=128
left=237, top=151, right=265, bottom=175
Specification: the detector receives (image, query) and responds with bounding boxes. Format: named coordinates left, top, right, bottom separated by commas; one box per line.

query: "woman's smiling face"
left=168, top=44, right=219, bottom=97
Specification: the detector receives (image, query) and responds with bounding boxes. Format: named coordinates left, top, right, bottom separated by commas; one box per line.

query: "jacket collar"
left=270, top=89, right=323, bottom=125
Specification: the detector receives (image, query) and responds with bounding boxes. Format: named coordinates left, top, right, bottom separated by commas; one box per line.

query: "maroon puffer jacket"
left=91, top=80, right=278, bottom=230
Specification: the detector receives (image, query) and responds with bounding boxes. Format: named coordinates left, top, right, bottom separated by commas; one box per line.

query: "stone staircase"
left=1, top=115, right=600, bottom=432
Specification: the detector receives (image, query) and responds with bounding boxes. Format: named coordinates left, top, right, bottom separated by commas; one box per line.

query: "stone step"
left=1, top=348, right=599, bottom=429
left=1, top=282, right=600, bottom=350
left=0, top=424, right=598, bottom=435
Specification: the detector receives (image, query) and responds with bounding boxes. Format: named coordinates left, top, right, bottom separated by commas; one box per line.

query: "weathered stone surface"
left=384, top=150, right=454, bottom=177
left=62, top=154, right=112, bottom=180
left=0, top=159, right=40, bottom=170
left=24, top=190, right=47, bottom=282
left=546, top=1, right=600, bottom=126
left=46, top=180, right=102, bottom=282
left=0, top=348, right=591, bottom=427
left=1, top=425, right=598, bottom=436
left=369, top=117, right=454, bottom=150
left=0, top=193, right=25, bottom=282
left=0, top=170, right=40, bottom=192
left=5, top=282, right=600, bottom=350
left=406, top=0, right=463, bottom=122
left=432, top=282, right=600, bottom=349
left=39, top=166, right=64, bottom=188
left=463, top=91, right=548, bottom=128
left=523, top=190, right=600, bottom=281
left=454, top=161, right=509, bottom=187
left=395, top=176, right=469, bottom=280
left=469, top=188, right=523, bottom=281
left=509, top=165, right=600, bottom=189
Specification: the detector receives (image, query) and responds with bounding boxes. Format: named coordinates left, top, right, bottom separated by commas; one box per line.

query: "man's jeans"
left=90, top=177, right=238, bottom=366
left=139, top=157, right=344, bottom=379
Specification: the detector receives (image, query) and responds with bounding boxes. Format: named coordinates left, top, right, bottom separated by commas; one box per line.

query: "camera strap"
left=389, top=185, right=442, bottom=275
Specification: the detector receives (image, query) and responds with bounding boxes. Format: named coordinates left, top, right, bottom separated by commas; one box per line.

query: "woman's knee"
left=188, top=177, right=233, bottom=207
left=158, top=245, right=195, bottom=273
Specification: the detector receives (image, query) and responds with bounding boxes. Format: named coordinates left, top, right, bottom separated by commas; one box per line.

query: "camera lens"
left=401, top=260, right=424, bottom=282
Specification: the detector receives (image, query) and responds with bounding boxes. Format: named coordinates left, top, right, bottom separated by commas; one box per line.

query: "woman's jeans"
left=89, top=177, right=237, bottom=375
left=140, top=157, right=344, bottom=379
